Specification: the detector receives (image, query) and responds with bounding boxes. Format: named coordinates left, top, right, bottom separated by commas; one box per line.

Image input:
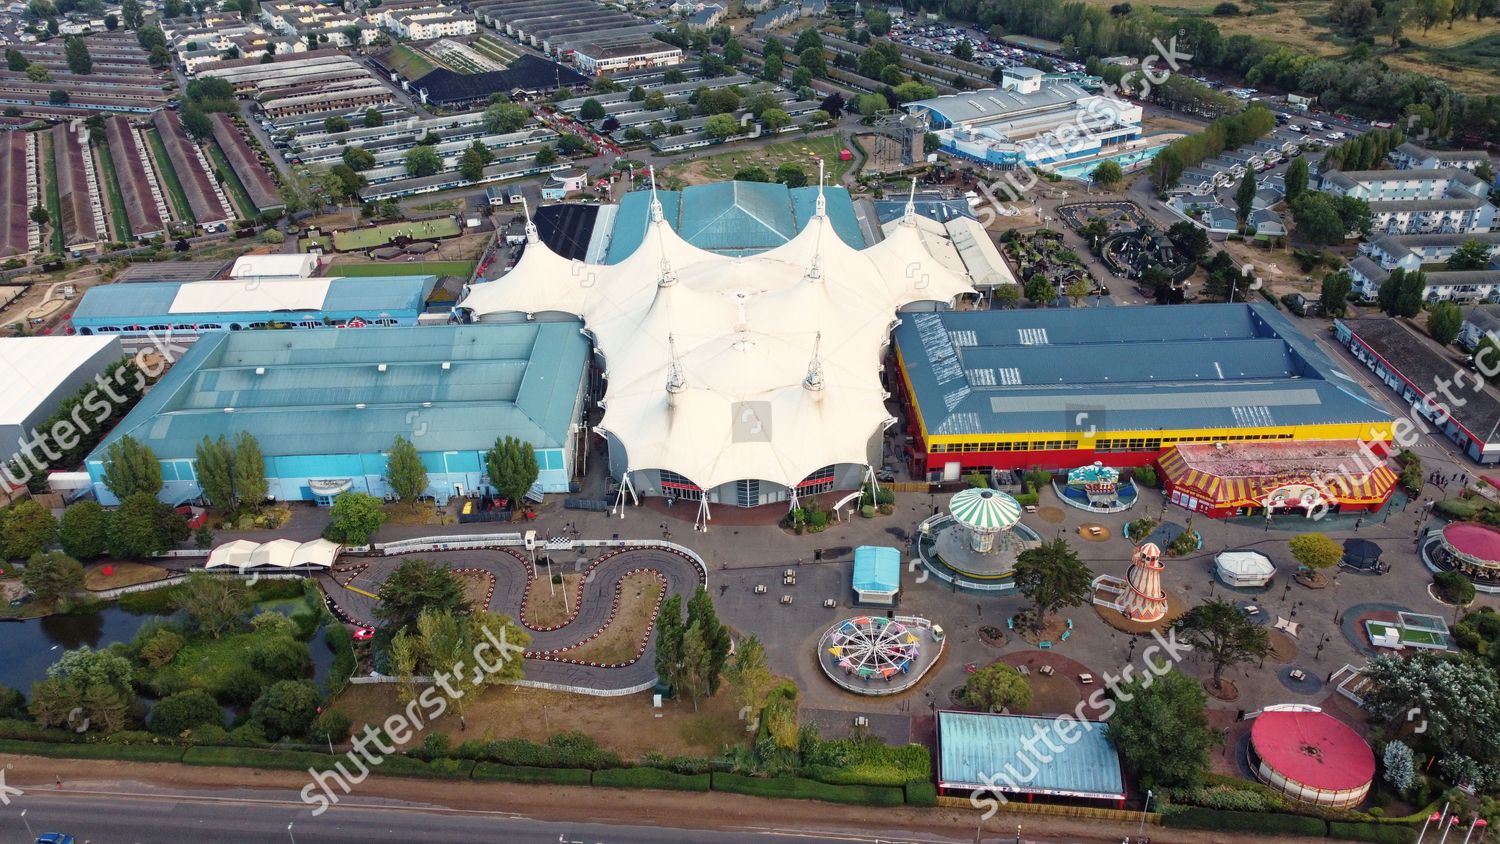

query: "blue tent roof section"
left=71, top=276, right=436, bottom=322
left=604, top=182, right=867, bottom=263
left=89, top=322, right=588, bottom=460
left=894, top=303, right=1393, bottom=437
left=853, top=546, right=901, bottom=594
left=937, top=710, right=1125, bottom=799
left=72, top=282, right=181, bottom=321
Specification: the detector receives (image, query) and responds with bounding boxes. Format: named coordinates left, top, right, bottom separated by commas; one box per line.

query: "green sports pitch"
left=332, top=218, right=462, bottom=251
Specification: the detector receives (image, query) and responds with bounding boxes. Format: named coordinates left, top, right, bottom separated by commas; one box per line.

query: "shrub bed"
left=712, top=773, right=905, bottom=806
left=182, top=745, right=337, bottom=772
left=593, top=767, right=711, bottom=791
left=1329, top=822, right=1418, bottom=844
left=905, top=781, right=938, bottom=806
left=0, top=739, right=185, bottom=763
left=471, top=763, right=593, bottom=785
left=1164, top=807, right=1328, bottom=836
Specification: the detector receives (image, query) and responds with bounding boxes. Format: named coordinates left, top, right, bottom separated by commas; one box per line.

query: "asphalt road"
left=2, top=790, right=963, bottom=844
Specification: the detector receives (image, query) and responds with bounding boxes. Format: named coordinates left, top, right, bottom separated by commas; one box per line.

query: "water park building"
left=935, top=710, right=1126, bottom=804
left=85, top=323, right=590, bottom=506
left=891, top=303, right=1394, bottom=479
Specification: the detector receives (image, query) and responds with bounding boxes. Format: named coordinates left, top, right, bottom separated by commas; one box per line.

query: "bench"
left=780, top=595, right=793, bottom=605
left=1039, top=665, right=1055, bottom=676
left=823, top=598, right=836, bottom=608
left=1289, top=669, right=1307, bottom=682
left=1079, top=673, right=1094, bottom=685
left=754, top=584, right=767, bottom=594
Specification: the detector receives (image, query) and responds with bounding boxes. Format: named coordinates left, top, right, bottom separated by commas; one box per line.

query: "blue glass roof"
left=937, top=711, right=1125, bottom=798
left=604, top=182, right=867, bottom=263
left=71, top=276, right=436, bottom=322
left=90, top=322, right=588, bottom=460
left=853, top=545, right=901, bottom=593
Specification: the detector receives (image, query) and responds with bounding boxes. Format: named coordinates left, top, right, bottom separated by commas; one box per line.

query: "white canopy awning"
left=462, top=182, right=975, bottom=491
left=1215, top=550, right=1275, bottom=579
left=205, top=537, right=342, bottom=570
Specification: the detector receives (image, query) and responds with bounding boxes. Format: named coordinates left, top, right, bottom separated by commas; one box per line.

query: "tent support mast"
left=695, top=494, right=711, bottom=533
left=613, top=468, right=637, bottom=518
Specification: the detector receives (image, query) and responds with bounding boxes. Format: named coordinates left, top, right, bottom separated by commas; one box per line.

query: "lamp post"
left=1016, top=823, right=1023, bottom=844
left=288, top=821, right=297, bottom=844
left=1139, top=789, right=1154, bottom=838
left=20, top=810, right=32, bottom=839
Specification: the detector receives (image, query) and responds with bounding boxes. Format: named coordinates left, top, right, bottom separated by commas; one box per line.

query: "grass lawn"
left=330, top=680, right=748, bottom=759
left=299, top=235, right=332, bottom=251
left=83, top=562, right=169, bottom=592
left=324, top=259, right=475, bottom=277
left=553, top=571, right=664, bottom=665
left=524, top=572, right=582, bottom=628
left=472, top=36, right=521, bottom=64
left=408, top=198, right=466, bottom=214
left=143, top=127, right=197, bottom=226
left=332, top=218, right=462, bottom=251
left=387, top=44, right=437, bottom=79
left=204, top=139, right=258, bottom=220
left=146, top=626, right=289, bottom=697
left=93, top=141, right=132, bottom=242
left=667, top=134, right=854, bottom=187
left=41, top=131, right=62, bottom=254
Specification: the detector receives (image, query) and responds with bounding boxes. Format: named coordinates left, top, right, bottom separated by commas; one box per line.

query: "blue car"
left=37, top=834, right=76, bottom=844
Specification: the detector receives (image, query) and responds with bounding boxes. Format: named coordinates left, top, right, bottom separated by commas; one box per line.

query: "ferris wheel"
left=824, top=616, right=922, bottom=681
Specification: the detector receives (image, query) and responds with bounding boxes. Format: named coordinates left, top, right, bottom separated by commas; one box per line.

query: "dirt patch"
left=1205, top=678, right=1240, bottom=701
left=330, top=680, right=746, bottom=759
left=1034, top=506, right=1066, bottom=524
left=555, top=571, right=664, bottom=665
left=84, top=562, right=170, bottom=591
left=524, top=572, right=582, bottom=629
left=456, top=569, right=495, bottom=612
left=1266, top=629, right=1299, bottom=663
left=1012, top=611, right=1068, bottom=645
left=1076, top=524, right=1112, bottom=542
left=382, top=502, right=443, bottom=526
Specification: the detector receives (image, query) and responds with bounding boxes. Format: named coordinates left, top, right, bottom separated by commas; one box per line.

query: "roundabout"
left=817, top=615, right=944, bottom=696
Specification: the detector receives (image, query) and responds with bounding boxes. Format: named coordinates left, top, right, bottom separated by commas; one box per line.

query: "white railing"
left=371, top=535, right=710, bottom=584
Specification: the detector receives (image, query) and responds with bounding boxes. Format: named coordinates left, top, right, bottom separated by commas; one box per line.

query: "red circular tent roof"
left=1442, top=522, right=1500, bottom=564
left=1251, top=710, right=1373, bottom=792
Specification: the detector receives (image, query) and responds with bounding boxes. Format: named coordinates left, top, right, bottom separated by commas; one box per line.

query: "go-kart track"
left=326, top=545, right=706, bottom=694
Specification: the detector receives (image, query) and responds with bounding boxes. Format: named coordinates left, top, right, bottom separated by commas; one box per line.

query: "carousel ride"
left=817, top=615, right=945, bottom=695
left=917, top=487, right=1042, bottom=585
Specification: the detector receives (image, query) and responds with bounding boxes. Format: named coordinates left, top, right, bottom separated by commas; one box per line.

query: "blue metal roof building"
left=86, top=322, right=590, bottom=506
left=852, top=545, right=901, bottom=604
left=70, top=276, right=438, bottom=336
left=604, top=182, right=866, bottom=263
left=892, top=303, right=1394, bottom=476
left=936, top=710, right=1125, bottom=801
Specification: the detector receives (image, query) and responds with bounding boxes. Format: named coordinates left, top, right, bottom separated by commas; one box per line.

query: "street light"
left=288, top=821, right=297, bottom=844
left=21, top=809, right=32, bottom=838
left=1139, top=789, right=1154, bottom=838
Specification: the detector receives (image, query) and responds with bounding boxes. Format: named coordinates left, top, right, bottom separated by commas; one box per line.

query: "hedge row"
left=711, top=773, right=905, bottom=807
left=593, top=767, right=711, bottom=792
left=1329, top=822, right=1417, bottom=844
left=1165, top=807, right=1328, bottom=836
left=905, top=781, right=938, bottom=807
left=0, top=739, right=184, bottom=763
left=472, top=763, right=593, bottom=785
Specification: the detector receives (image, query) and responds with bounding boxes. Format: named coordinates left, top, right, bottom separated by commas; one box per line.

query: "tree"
left=63, top=35, right=91, bottom=74
left=534, top=146, right=558, bottom=166
left=1091, top=159, right=1123, bottom=190
left=324, top=491, right=385, bottom=546
left=194, top=524, right=214, bottom=551
left=49, top=90, right=70, bottom=106
left=25, top=63, right=49, bottom=82
left=1319, top=270, right=1352, bottom=317
left=106, top=493, right=185, bottom=559
left=1166, top=221, right=1210, bottom=262
left=1378, top=268, right=1426, bottom=318
left=1173, top=598, right=1272, bottom=691
left=799, top=46, right=826, bottom=77
left=762, top=53, right=783, bottom=81
left=1106, top=669, right=1219, bottom=790
left=484, top=101, right=528, bottom=133
left=136, top=628, right=183, bottom=669
left=30, top=646, right=135, bottom=733
left=1448, top=239, right=1493, bottom=271
left=323, top=115, right=350, bottom=134
left=1362, top=652, right=1500, bottom=789
left=1062, top=277, right=1093, bottom=306
left=121, top=0, right=143, bottom=28
left=686, top=587, right=731, bottom=697
left=21, top=551, right=83, bottom=606
left=1383, top=740, right=1416, bottom=793
left=578, top=98, right=605, bottom=121
left=251, top=679, right=320, bottom=740
left=654, top=593, right=684, bottom=691
left=703, top=113, right=740, bottom=140
left=360, top=108, right=384, bottom=129
left=1290, top=192, right=1346, bottom=246
left=1434, top=570, right=1475, bottom=606
left=180, top=570, right=250, bottom=638
left=856, top=93, right=888, bottom=116
left=1024, top=275, right=1056, bottom=306
left=734, top=166, right=770, bottom=183
left=2, top=499, right=57, bottom=560
left=58, top=501, right=109, bottom=560
left=761, top=108, right=791, bottom=133
left=1284, top=156, right=1309, bottom=203
left=195, top=435, right=236, bottom=511
left=29, top=204, right=48, bottom=226
left=341, top=145, right=375, bottom=172
left=5, top=48, right=24, bottom=71
left=722, top=37, right=743, bottom=66
left=278, top=165, right=341, bottom=215
left=232, top=431, right=267, bottom=507
left=993, top=284, right=1021, bottom=309
left=458, top=146, right=488, bottom=182
left=1013, top=539, right=1094, bottom=631
left=774, top=162, right=806, bottom=187
left=250, top=634, right=311, bottom=679
left=485, top=435, right=539, bottom=504
left=403, top=145, right=441, bottom=178
left=1288, top=532, right=1343, bottom=586
left=384, top=435, right=427, bottom=506
left=375, top=558, right=464, bottom=632
left=727, top=633, right=777, bottom=716
left=1429, top=301, right=1463, bottom=346
left=180, top=106, right=216, bottom=142
left=962, top=663, right=1032, bottom=712
left=101, top=435, right=162, bottom=500
left=150, top=689, right=220, bottom=735
left=1235, top=168, right=1257, bottom=223
left=391, top=609, right=529, bottom=726
left=953, top=38, right=974, bottom=61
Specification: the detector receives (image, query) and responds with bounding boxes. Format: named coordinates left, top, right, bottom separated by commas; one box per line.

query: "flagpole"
left=1441, top=815, right=1462, bottom=844
left=1420, top=813, right=1440, bottom=844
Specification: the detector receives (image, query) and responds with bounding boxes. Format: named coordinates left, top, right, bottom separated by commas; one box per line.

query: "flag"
left=1477, top=820, right=1489, bottom=828
left=1432, top=814, right=1444, bottom=822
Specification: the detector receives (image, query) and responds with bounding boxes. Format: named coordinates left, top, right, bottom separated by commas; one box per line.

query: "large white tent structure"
left=461, top=173, right=975, bottom=522
left=205, top=538, right=342, bottom=571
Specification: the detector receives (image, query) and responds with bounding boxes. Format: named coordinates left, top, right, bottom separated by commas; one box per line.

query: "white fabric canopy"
left=205, top=537, right=342, bottom=570
left=462, top=186, right=975, bottom=491
left=1215, top=550, right=1275, bottom=584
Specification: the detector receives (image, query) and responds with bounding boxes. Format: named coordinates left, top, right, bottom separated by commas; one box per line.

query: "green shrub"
left=592, top=767, right=711, bottom=791
left=447, top=731, right=623, bottom=770
left=905, top=780, right=937, bottom=806
left=182, top=745, right=334, bottom=772
left=1013, top=492, right=1039, bottom=506
left=1329, top=822, right=1417, bottom=844
left=1163, top=807, right=1327, bottom=836
left=150, top=689, right=223, bottom=735
left=0, top=739, right=186, bottom=763
left=711, top=773, right=905, bottom=806
left=118, top=584, right=184, bottom=615
left=1133, top=465, right=1158, bottom=488
left=378, top=755, right=474, bottom=779
left=325, top=624, right=355, bottom=691
left=471, top=763, right=593, bottom=785
left=1436, top=499, right=1480, bottom=519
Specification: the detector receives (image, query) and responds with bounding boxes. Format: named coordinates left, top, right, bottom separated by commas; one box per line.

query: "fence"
left=936, top=795, right=1160, bottom=824
left=372, top=535, right=710, bottom=584
left=347, top=674, right=656, bottom=698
